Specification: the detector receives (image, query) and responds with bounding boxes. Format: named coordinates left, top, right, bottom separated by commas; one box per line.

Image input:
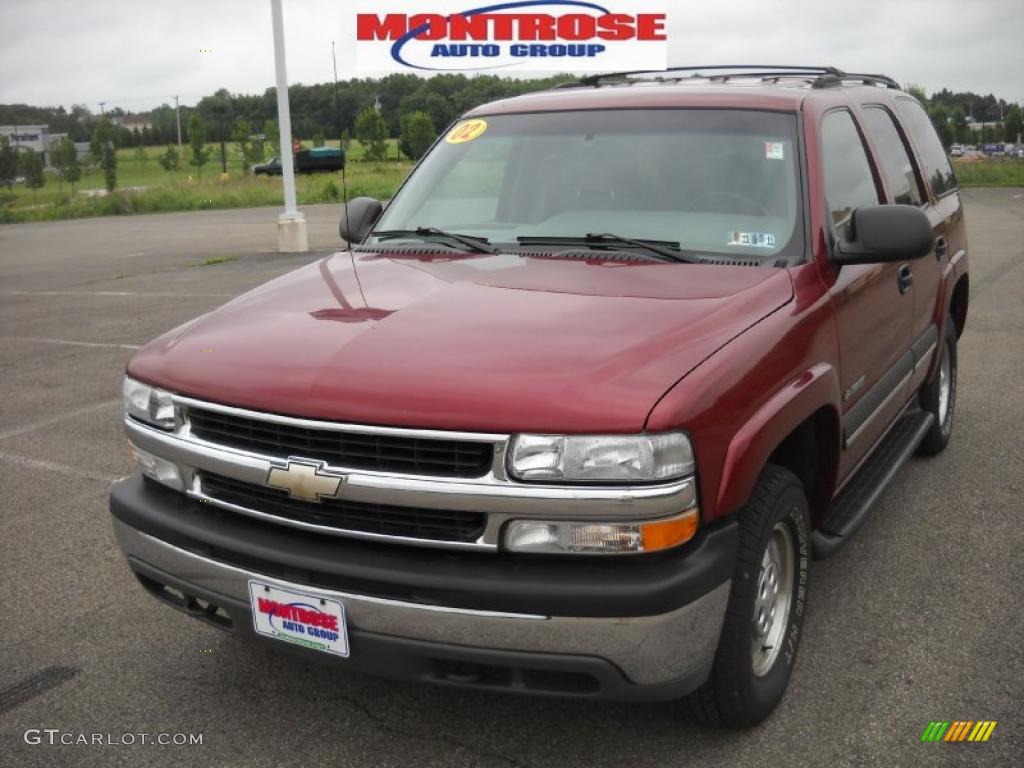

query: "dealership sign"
left=354, top=0, right=668, bottom=73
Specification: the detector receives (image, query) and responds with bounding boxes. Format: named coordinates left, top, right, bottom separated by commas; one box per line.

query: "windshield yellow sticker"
left=446, top=119, right=488, bottom=145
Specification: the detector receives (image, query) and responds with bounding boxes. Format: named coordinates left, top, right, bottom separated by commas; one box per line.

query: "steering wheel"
left=687, top=191, right=770, bottom=217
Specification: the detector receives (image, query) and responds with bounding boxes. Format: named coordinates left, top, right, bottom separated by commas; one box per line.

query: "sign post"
left=270, top=0, right=308, bottom=252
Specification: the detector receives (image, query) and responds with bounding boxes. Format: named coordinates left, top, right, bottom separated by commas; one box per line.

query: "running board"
left=812, top=406, right=934, bottom=559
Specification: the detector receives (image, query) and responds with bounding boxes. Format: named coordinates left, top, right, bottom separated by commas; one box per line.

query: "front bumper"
left=111, top=476, right=735, bottom=701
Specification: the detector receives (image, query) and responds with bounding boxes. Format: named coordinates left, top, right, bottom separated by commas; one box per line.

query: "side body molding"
left=843, top=324, right=939, bottom=448
left=843, top=350, right=915, bottom=447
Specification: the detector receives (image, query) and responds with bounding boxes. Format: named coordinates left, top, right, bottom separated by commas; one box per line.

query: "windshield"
left=373, top=109, right=804, bottom=261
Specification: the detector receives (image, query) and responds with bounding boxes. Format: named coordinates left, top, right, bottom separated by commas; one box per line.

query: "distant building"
left=120, top=114, right=153, bottom=133
left=0, top=124, right=67, bottom=166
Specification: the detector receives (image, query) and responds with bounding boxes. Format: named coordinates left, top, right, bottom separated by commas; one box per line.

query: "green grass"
left=953, top=158, right=1024, bottom=186
left=0, top=161, right=412, bottom=224
left=0, top=137, right=409, bottom=222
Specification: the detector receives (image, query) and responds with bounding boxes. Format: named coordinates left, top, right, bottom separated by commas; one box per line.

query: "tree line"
left=906, top=85, right=1023, bottom=146
left=0, top=74, right=574, bottom=197
left=2, top=76, right=1020, bottom=152
left=0, top=74, right=575, bottom=148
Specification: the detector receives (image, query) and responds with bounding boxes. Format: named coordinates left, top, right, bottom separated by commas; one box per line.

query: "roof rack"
left=558, top=65, right=901, bottom=91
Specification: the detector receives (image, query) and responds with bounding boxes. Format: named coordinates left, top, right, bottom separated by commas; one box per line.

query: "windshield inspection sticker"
left=728, top=232, right=777, bottom=249
left=446, top=119, right=488, bottom=144
left=764, top=142, right=786, bottom=160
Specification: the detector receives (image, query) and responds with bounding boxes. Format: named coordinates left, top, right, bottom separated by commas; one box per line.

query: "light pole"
left=174, top=95, right=182, bottom=151
left=270, top=0, right=307, bottom=252
left=332, top=41, right=342, bottom=148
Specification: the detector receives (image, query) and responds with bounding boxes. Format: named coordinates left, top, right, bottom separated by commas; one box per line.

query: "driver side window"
left=821, top=110, right=881, bottom=240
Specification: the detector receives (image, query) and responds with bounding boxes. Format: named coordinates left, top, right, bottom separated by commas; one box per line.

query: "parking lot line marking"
left=0, top=399, right=120, bottom=441
left=0, top=452, right=121, bottom=484
left=0, top=336, right=141, bottom=350
left=1, top=290, right=235, bottom=297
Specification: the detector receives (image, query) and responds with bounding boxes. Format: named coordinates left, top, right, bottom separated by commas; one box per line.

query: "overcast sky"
left=1, top=0, right=1022, bottom=113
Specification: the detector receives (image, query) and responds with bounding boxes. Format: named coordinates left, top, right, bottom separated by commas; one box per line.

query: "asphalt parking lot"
left=1, top=190, right=1021, bottom=767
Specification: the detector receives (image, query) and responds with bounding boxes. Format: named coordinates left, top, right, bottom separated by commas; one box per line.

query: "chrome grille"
left=123, top=395, right=697, bottom=552
left=201, top=472, right=487, bottom=543
left=188, top=408, right=494, bottom=478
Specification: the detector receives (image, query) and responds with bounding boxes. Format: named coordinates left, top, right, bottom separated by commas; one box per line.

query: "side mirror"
left=832, top=205, right=934, bottom=266
left=339, top=197, right=384, bottom=245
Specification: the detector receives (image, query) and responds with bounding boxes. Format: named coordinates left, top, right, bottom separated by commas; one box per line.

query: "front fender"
left=715, top=363, right=841, bottom=521
left=644, top=263, right=838, bottom=523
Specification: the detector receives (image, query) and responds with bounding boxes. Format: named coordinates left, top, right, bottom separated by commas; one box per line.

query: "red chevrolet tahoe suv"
left=111, top=66, right=969, bottom=727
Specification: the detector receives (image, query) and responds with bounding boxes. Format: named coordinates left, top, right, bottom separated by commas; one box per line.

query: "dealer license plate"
left=248, top=580, right=349, bottom=657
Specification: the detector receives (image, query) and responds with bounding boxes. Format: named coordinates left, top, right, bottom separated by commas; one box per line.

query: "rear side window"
left=895, top=99, right=957, bottom=197
left=821, top=110, right=880, bottom=239
left=862, top=107, right=923, bottom=206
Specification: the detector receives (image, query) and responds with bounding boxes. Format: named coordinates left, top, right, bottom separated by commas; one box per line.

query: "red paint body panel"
left=128, top=253, right=793, bottom=434
left=646, top=263, right=841, bottom=521
left=127, top=80, right=969, bottom=527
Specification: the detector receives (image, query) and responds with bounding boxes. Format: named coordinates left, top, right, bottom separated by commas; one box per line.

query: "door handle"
left=935, top=236, right=948, bottom=261
left=898, top=264, right=913, bottom=294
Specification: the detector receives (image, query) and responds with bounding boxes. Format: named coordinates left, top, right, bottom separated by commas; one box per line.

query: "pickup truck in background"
left=111, top=65, right=968, bottom=728
left=252, top=146, right=345, bottom=175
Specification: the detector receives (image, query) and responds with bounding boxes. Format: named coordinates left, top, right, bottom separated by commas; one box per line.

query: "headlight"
left=504, top=509, right=698, bottom=554
left=508, top=432, right=694, bottom=483
left=122, top=376, right=177, bottom=430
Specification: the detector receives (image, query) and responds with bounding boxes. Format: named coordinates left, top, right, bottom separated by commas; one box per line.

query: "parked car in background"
left=253, top=147, right=346, bottom=175
left=251, top=156, right=281, bottom=175
left=950, top=144, right=965, bottom=157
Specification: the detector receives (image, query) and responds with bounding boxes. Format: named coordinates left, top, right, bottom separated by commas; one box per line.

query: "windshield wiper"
left=517, top=233, right=700, bottom=264
left=373, top=228, right=500, bottom=255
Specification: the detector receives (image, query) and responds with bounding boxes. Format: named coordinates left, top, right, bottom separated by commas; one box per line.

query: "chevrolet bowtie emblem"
left=266, top=460, right=345, bottom=502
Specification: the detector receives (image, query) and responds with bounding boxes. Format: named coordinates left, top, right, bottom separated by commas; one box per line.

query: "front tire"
left=917, top=317, right=958, bottom=456
left=688, top=464, right=810, bottom=727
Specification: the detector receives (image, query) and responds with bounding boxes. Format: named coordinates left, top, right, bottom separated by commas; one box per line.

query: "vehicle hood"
left=128, top=251, right=794, bottom=433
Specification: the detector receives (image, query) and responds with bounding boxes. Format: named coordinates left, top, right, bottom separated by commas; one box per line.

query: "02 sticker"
left=446, top=119, right=488, bottom=144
